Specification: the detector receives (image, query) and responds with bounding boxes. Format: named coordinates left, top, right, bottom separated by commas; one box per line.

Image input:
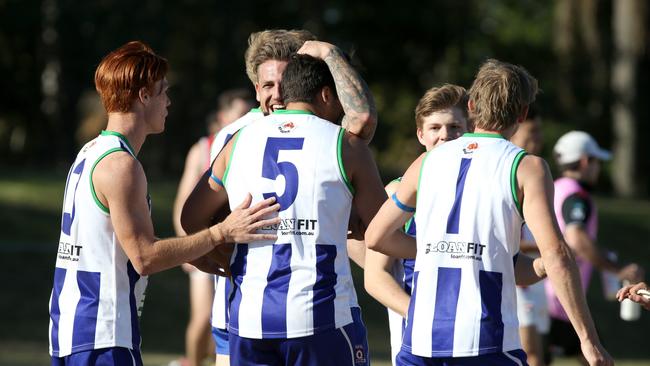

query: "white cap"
left=553, top=131, right=612, bottom=164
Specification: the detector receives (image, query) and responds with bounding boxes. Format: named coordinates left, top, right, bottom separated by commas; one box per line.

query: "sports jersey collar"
left=272, top=109, right=314, bottom=115
left=463, top=132, right=504, bottom=139
left=101, top=130, right=135, bottom=154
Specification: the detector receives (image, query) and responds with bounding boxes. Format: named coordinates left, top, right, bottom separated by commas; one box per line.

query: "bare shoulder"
left=517, top=154, right=550, bottom=180
left=94, top=151, right=146, bottom=198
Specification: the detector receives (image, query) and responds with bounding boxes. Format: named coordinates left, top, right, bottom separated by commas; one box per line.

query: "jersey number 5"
left=262, top=137, right=304, bottom=211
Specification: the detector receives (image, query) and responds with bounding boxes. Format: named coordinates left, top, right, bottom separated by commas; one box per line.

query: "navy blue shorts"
left=396, top=348, right=528, bottom=366
left=51, top=347, right=143, bottom=366
left=212, top=326, right=230, bottom=355
left=229, top=307, right=369, bottom=366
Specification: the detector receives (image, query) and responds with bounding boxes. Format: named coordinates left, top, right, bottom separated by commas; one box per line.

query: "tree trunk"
left=611, top=0, right=645, bottom=197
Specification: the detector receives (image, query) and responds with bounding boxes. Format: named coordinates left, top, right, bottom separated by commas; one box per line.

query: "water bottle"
left=620, top=280, right=642, bottom=321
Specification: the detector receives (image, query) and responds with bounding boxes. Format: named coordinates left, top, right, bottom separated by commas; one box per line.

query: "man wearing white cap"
left=545, top=130, right=644, bottom=363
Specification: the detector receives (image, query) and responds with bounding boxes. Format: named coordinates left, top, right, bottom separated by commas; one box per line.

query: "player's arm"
left=564, top=212, right=644, bottom=282
left=365, top=153, right=423, bottom=259
left=95, top=151, right=279, bottom=276
left=517, top=155, right=612, bottom=366
left=514, top=253, right=546, bottom=286
left=172, top=141, right=205, bottom=236
left=298, top=41, right=377, bottom=143
left=181, top=131, right=239, bottom=235
left=364, top=180, right=412, bottom=317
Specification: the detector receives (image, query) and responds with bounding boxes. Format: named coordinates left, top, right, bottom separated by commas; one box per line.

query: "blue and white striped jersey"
left=49, top=131, right=148, bottom=357
left=388, top=217, right=417, bottom=364
left=208, top=108, right=264, bottom=331
left=222, top=110, right=356, bottom=339
left=404, top=133, right=525, bottom=357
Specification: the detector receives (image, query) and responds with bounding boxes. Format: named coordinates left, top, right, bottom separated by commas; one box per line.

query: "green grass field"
left=1, top=170, right=649, bottom=365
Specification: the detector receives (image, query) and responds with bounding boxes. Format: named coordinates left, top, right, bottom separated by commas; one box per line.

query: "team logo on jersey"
left=425, top=240, right=485, bottom=261
left=354, top=344, right=367, bottom=365
left=58, top=241, right=83, bottom=261
left=278, top=122, right=295, bottom=133
left=463, top=142, right=479, bottom=154
left=262, top=218, right=318, bottom=236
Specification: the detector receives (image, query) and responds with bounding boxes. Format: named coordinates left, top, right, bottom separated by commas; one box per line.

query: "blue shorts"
left=229, top=307, right=370, bottom=366
left=396, top=348, right=528, bottom=366
left=212, top=327, right=230, bottom=355
left=51, top=347, right=143, bottom=366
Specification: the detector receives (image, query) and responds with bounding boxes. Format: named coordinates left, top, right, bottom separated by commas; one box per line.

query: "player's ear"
left=138, top=87, right=150, bottom=105
left=321, top=86, right=335, bottom=104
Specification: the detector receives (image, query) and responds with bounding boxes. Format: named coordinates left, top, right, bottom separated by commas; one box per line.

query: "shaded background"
left=1, top=0, right=650, bottom=364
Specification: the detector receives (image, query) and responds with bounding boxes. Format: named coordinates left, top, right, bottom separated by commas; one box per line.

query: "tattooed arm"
left=298, top=41, right=377, bottom=144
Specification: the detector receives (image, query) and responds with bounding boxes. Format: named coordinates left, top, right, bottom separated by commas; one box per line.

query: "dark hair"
left=280, top=54, right=336, bottom=104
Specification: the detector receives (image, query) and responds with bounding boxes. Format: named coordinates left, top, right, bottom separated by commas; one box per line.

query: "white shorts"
left=516, top=281, right=550, bottom=334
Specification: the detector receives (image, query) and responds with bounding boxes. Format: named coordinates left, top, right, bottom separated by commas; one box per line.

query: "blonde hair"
left=468, top=59, right=538, bottom=131
left=244, top=29, right=316, bottom=84
left=414, top=84, right=468, bottom=129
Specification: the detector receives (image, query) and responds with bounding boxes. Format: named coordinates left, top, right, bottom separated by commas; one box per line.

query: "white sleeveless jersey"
left=209, top=108, right=264, bottom=163
left=223, top=110, right=355, bottom=339
left=404, top=133, right=526, bottom=358
left=48, top=131, right=148, bottom=357
left=208, top=108, right=264, bottom=330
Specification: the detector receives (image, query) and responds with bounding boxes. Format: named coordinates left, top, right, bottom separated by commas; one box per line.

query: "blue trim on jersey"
left=403, top=271, right=419, bottom=350
left=479, top=270, right=504, bottom=354
left=212, top=327, right=230, bottom=355
left=210, top=172, right=225, bottom=187
left=446, top=158, right=472, bottom=234
left=261, top=244, right=292, bottom=337
left=51, top=347, right=143, bottom=366
left=50, top=267, right=66, bottom=356
left=72, top=271, right=101, bottom=350
left=224, top=277, right=232, bottom=326
left=403, top=218, right=416, bottom=296
left=403, top=259, right=415, bottom=295
left=431, top=268, right=462, bottom=355
left=229, top=244, right=249, bottom=334
left=392, top=193, right=415, bottom=213
left=127, top=262, right=141, bottom=351
left=313, top=245, right=338, bottom=332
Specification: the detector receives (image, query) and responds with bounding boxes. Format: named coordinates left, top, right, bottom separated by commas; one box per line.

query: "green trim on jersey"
left=337, top=128, right=355, bottom=195
left=273, top=109, right=314, bottom=115
left=510, top=150, right=527, bottom=218
left=250, top=107, right=262, bottom=113
left=223, top=129, right=243, bottom=187
left=390, top=177, right=403, bottom=185
left=404, top=216, right=414, bottom=233
left=416, top=150, right=433, bottom=203
left=101, top=130, right=135, bottom=154
left=462, top=132, right=504, bottom=139
left=90, top=147, right=128, bottom=214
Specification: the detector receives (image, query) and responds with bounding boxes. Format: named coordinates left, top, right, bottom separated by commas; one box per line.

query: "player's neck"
left=285, top=102, right=316, bottom=114
left=473, top=124, right=517, bottom=139
left=105, top=112, right=146, bottom=155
